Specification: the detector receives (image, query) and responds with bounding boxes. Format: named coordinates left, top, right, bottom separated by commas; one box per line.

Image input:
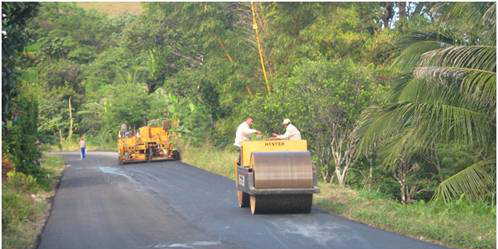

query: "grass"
left=179, top=142, right=496, bottom=249
left=2, top=154, right=65, bottom=249
left=178, top=141, right=236, bottom=180
left=316, top=183, right=496, bottom=249
left=77, top=3, right=143, bottom=16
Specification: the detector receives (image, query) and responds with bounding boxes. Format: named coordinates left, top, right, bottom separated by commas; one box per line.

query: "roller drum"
left=250, top=194, right=312, bottom=214
left=251, top=151, right=313, bottom=189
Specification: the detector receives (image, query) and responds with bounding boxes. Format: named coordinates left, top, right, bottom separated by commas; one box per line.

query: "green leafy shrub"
left=2, top=188, right=35, bottom=229
left=5, top=171, right=39, bottom=194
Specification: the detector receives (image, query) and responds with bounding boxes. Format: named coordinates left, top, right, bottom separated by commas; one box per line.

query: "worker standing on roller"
left=234, top=117, right=262, bottom=164
left=272, top=118, right=302, bottom=140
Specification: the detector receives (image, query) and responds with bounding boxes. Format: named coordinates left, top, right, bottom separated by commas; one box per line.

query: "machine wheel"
left=172, top=150, right=181, bottom=161
left=250, top=194, right=313, bottom=215
left=250, top=195, right=258, bottom=214
left=237, top=190, right=249, bottom=208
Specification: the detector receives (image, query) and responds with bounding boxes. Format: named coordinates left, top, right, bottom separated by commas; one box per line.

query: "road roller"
left=117, top=122, right=180, bottom=164
left=235, top=140, right=319, bottom=214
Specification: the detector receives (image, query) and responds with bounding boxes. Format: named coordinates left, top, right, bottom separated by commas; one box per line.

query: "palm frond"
left=361, top=2, right=497, bottom=203
left=418, top=46, right=495, bottom=72
left=482, top=3, right=496, bottom=26
left=442, top=2, right=495, bottom=29
left=357, top=100, right=492, bottom=158
left=356, top=106, right=399, bottom=155
left=437, top=2, right=496, bottom=44
left=388, top=73, right=413, bottom=102
left=414, top=45, right=496, bottom=110
left=378, top=127, right=428, bottom=169
left=433, top=159, right=495, bottom=202
left=392, top=40, right=451, bottom=73
left=414, top=66, right=496, bottom=110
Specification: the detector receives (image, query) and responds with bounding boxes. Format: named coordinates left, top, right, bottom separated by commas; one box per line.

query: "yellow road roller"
left=117, top=124, right=180, bottom=164
left=235, top=140, right=319, bottom=214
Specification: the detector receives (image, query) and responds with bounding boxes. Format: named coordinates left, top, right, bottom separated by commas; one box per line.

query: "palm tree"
left=358, top=3, right=495, bottom=202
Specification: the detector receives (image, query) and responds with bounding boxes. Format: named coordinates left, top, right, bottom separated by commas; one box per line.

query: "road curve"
left=37, top=152, right=449, bottom=249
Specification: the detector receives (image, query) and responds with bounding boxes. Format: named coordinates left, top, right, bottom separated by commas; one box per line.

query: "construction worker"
left=234, top=117, right=262, bottom=164
left=272, top=118, right=302, bottom=140
left=79, top=136, right=87, bottom=160
left=118, top=123, right=128, bottom=138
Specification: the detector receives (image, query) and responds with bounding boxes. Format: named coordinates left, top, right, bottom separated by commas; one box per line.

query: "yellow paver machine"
left=235, top=140, right=319, bottom=214
left=117, top=124, right=180, bottom=165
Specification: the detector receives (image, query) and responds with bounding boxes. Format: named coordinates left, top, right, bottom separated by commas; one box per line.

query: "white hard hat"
left=282, top=118, right=291, bottom=125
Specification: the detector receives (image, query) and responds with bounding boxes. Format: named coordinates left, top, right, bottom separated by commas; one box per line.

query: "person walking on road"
left=234, top=117, right=262, bottom=164
left=272, top=118, right=302, bottom=140
left=80, top=136, right=87, bottom=160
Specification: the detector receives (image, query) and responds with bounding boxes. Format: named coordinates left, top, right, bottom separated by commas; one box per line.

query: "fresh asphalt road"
left=37, top=152, right=449, bottom=249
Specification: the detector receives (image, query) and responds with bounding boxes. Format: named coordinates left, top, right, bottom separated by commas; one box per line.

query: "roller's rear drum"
left=250, top=194, right=312, bottom=214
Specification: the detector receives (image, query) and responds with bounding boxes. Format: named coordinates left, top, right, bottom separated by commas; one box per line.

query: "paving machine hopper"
left=235, top=140, right=319, bottom=214
left=118, top=124, right=180, bottom=164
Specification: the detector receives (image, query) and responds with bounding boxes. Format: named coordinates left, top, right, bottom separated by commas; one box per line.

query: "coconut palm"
left=358, top=2, right=495, bottom=202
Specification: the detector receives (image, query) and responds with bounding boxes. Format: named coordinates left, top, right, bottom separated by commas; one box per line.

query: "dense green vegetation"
left=2, top=155, right=65, bottom=249
left=2, top=2, right=495, bottom=249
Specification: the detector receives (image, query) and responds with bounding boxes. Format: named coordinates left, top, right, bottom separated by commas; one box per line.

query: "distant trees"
left=280, top=59, right=386, bottom=185
left=8, top=2, right=494, bottom=204
left=2, top=2, right=39, bottom=128
left=358, top=3, right=496, bottom=203
left=2, top=2, right=41, bottom=175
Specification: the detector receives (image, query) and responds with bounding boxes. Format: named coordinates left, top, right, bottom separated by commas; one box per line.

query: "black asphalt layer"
left=37, top=152, right=449, bottom=249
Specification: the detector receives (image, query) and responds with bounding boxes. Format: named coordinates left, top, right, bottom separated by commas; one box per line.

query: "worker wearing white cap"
left=272, top=118, right=302, bottom=140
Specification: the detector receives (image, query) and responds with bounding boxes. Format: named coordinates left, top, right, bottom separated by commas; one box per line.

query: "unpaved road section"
left=37, top=152, right=448, bottom=249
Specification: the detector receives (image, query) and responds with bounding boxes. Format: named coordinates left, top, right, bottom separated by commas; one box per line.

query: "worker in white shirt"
left=272, top=118, right=302, bottom=140
left=234, top=117, right=262, bottom=165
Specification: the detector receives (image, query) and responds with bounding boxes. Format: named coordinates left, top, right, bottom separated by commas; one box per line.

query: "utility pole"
left=251, top=2, right=271, bottom=95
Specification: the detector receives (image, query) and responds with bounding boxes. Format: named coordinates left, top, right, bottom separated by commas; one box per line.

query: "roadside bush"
left=4, top=171, right=39, bottom=194
left=2, top=154, right=65, bottom=249
left=2, top=155, right=15, bottom=179
left=2, top=187, right=36, bottom=229
left=3, top=94, right=42, bottom=176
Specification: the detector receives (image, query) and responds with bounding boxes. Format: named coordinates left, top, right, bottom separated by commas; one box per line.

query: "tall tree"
left=358, top=3, right=496, bottom=202
left=2, top=2, right=39, bottom=131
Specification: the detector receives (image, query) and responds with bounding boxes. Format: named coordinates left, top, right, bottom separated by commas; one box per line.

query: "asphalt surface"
left=37, top=152, right=449, bottom=249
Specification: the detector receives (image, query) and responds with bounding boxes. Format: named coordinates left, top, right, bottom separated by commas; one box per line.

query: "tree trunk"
left=398, top=2, right=406, bottom=20
left=324, top=170, right=332, bottom=183
left=58, top=128, right=64, bottom=152
left=67, top=96, right=73, bottom=141
left=254, top=2, right=273, bottom=78
left=250, top=1, right=271, bottom=95
left=382, top=2, right=394, bottom=29
left=218, top=39, right=234, bottom=63
left=412, top=2, right=424, bottom=16
left=397, top=2, right=407, bottom=31
left=397, top=172, right=407, bottom=204
left=218, top=39, right=254, bottom=97
left=368, top=162, right=373, bottom=190
left=400, top=181, right=407, bottom=204
left=336, top=168, right=345, bottom=186
left=331, top=125, right=357, bottom=187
